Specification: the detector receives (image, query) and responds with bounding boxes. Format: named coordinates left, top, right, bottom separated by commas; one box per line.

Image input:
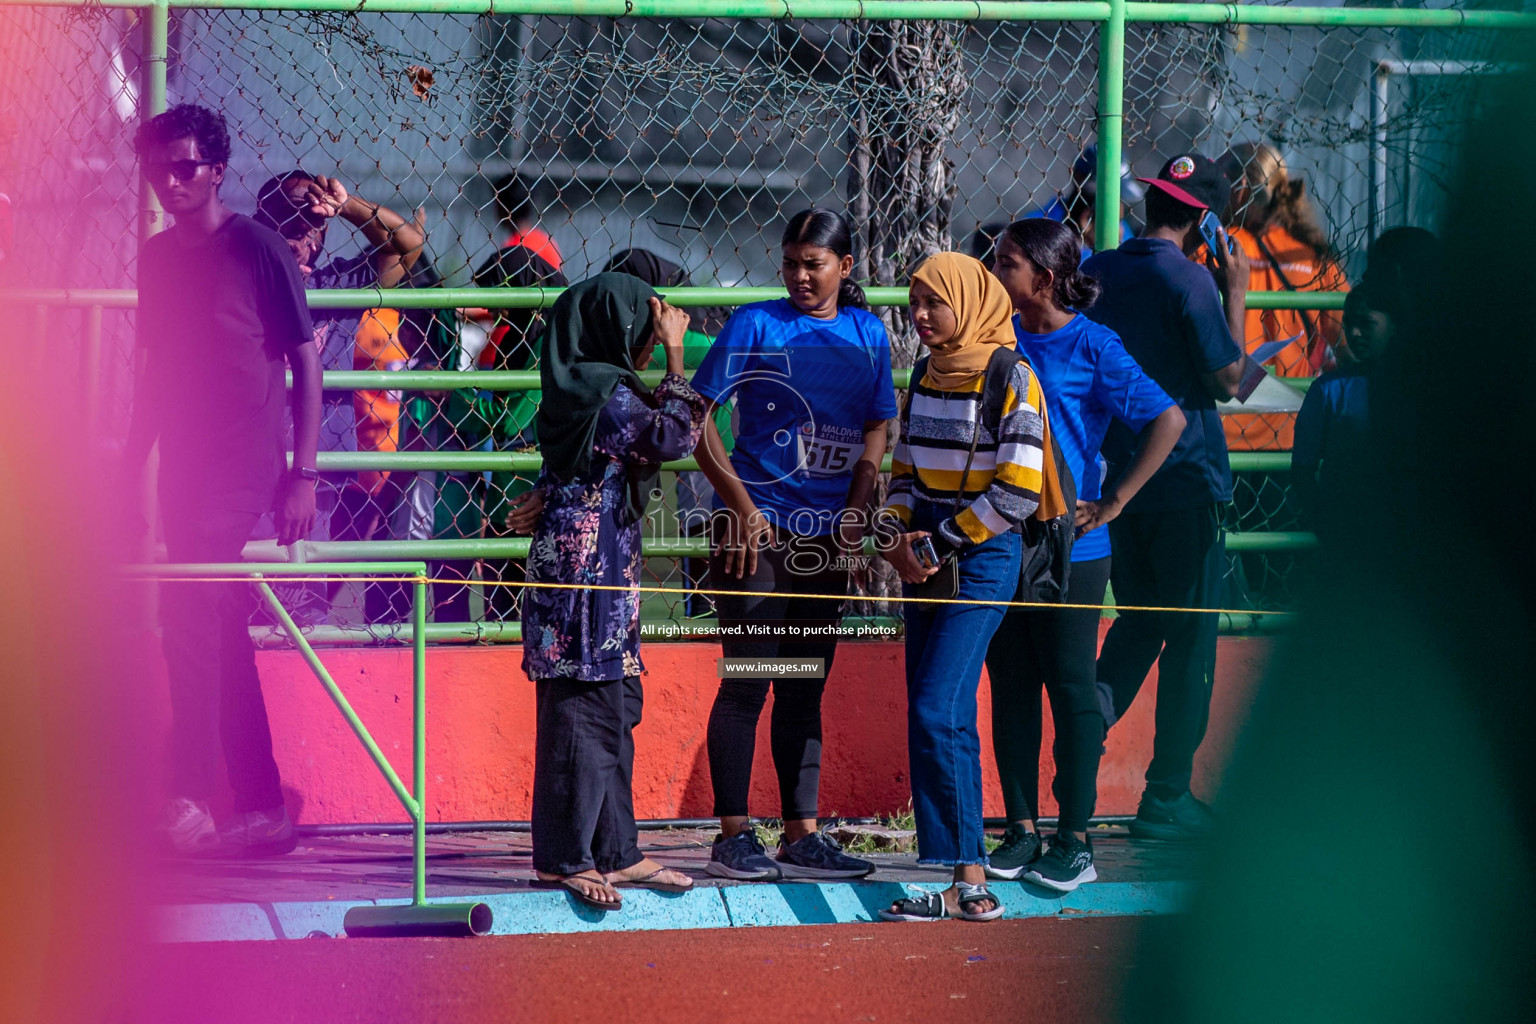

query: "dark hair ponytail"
left=1002, top=218, right=1102, bottom=311
left=835, top=278, right=868, bottom=311
left=782, top=208, right=869, bottom=311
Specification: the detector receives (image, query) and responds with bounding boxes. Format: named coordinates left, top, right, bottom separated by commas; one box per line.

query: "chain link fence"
left=0, top=2, right=1511, bottom=638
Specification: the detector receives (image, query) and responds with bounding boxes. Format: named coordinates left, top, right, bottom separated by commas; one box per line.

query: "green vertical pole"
left=139, top=1, right=169, bottom=245
left=1095, top=0, right=1128, bottom=253
left=138, top=1, right=170, bottom=609
left=413, top=576, right=427, bottom=906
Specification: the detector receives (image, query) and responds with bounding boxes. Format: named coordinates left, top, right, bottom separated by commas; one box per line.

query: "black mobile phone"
left=911, top=535, right=940, bottom=570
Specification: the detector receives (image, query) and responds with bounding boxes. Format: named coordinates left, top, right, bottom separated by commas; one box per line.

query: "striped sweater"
left=885, top=359, right=1046, bottom=555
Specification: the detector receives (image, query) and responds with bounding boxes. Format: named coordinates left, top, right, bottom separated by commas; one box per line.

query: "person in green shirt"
left=450, top=245, right=568, bottom=622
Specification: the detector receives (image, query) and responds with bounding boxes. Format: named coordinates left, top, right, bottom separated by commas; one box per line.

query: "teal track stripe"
left=153, top=880, right=1193, bottom=941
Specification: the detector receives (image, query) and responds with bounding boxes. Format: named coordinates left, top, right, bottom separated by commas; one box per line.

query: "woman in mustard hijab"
left=876, top=252, right=1055, bottom=922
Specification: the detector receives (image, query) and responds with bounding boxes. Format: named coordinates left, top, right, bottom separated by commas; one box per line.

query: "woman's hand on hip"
left=1074, top=495, right=1123, bottom=537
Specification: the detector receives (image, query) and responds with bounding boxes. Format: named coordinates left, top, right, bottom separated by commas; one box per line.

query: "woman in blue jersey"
left=982, top=218, right=1185, bottom=890
left=692, top=209, right=898, bottom=881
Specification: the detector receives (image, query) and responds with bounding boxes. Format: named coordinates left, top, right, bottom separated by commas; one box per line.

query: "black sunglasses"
left=144, top=159, right=214, bottom=182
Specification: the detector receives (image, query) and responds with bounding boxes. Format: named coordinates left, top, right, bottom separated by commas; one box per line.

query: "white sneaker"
left=162, top=797, right=220, bottom=856
left=219, top=805, right=297, bottom=857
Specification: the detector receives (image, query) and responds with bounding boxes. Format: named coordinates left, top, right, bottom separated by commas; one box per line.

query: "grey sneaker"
left=162, top=797, right=220, bottom=856
left=1130, top=790, right=1217, bottom=842
left=984, top=824, right=1043, bottom=880
left=219, top=805, right=297, bottom=857
left=776, top=831, right=875, bottom=879
left=706, top=827, right=782, bottom=881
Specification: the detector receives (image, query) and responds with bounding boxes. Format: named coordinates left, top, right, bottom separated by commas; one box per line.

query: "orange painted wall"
left=145, top=631, right=1271, bottom=824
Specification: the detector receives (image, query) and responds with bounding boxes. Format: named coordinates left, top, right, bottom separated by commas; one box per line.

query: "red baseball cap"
left=1137, top=153, right=1231, bottom=213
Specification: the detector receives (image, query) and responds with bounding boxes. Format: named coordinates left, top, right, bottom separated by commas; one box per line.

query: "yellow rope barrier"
left=139, top=573, right=1290, bottom=617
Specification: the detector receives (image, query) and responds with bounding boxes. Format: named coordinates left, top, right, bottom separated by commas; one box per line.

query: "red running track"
left=131, top=918, right=1140, bottom=1024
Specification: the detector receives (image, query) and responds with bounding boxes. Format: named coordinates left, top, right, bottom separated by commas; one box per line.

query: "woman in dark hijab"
left=603, top=247, right=730, bottom=617
left=508, top=273, right=706, bottom=911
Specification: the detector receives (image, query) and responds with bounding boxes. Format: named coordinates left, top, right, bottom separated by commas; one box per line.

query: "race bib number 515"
left=799, top=423, right=861, bottom=478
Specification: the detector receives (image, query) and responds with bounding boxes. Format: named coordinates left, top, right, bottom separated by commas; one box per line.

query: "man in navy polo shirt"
left=1083, top=153, right=1256, bottom=841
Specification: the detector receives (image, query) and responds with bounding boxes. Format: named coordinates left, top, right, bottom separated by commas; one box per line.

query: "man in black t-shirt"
left=1082, top=153, right=1255, bottom=842
left=122, top=104, right=322, bottom=856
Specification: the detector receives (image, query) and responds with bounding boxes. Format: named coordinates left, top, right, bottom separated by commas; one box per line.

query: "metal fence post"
left=136, top=0, right=170, bottom=617
left=1095, top=0, right=1127, bottom=252
left=138, top=0, right=169, bottom=245
left=413, top=575, right=428, bottom=906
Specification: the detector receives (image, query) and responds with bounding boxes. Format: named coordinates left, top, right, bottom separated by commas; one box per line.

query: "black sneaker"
left=776, top=831, right=875, bottom=879
left=706, top=827, right=783, bottom=881
left=1024, top=833, right=1096, bottom=892
left=1130, top=790, right=1217, bottom=841
left=218, top=805, right=297, bottom=857
left=984, top=824, right=1043, bottom=880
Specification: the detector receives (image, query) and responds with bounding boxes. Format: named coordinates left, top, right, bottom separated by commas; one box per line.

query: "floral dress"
left=521, top=373, right=706, bottom=681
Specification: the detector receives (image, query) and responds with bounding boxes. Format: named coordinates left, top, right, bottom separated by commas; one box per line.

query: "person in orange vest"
left=1220, top=143, right=1348, bottom=451
left=492, top=174, right=562, bottom=271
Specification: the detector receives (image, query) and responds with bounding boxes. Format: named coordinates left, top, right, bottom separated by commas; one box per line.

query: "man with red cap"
left=1081, top=153, right=1257, bottom=842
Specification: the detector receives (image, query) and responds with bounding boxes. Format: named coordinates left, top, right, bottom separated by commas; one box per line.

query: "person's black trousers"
left=706, top=523, right=846, bottom=820
left=985, top=555, right=1112, bottom=833
left=531, top=675, right=645, bottom=877
left=329, top=480, right=413, bottom=623
left=1095, top=504, right=1224, bottom=800
left=160, top=505, right=285, bottom=813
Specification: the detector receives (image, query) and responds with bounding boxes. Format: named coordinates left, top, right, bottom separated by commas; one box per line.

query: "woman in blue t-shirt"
left=692, top=209, right=898, bottom=882
left=982, top=218, right=1185, bottom=891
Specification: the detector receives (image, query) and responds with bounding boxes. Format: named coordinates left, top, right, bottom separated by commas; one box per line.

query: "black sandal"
left=956, top=882, right=1004, bottom=922
left=532, top=873, right=623, bottom=911
left=878, top=891, right=950, bottom=922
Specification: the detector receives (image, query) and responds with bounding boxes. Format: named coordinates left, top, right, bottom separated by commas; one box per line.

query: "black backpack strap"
left=981, top=346, right=1023, bottom=437
left=984, top=345, right=1080, bottom=521
left=1251, top=230, right=1320, bottom=356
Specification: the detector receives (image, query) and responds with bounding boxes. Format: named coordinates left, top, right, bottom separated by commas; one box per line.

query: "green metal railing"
left=297, top=448, right=1285, bottom=473
left=125, top=561, right=492, bottom=936
left=9, top=0, right=1536, bottom=27
left=0, top=286, right=1351, bottom=309
left=237, top=526, right=1316, bottom=569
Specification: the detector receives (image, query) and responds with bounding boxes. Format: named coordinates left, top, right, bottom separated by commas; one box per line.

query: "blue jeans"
left=904, top=526, right=1022, bottom=866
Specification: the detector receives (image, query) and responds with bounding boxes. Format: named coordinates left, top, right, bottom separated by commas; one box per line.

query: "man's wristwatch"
left=292, top=466, right=320, bottom=482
